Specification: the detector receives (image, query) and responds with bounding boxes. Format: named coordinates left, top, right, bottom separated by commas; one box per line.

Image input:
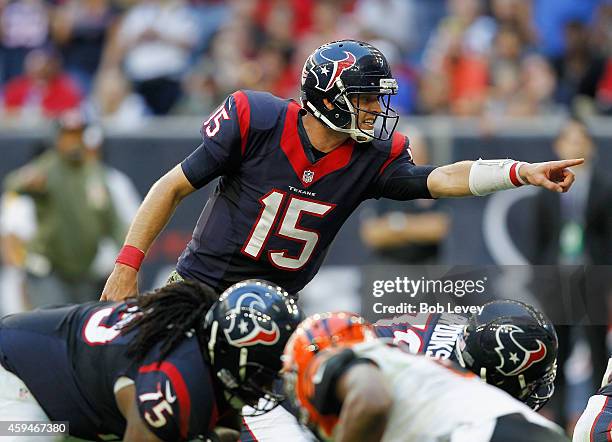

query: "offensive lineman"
left=0, top=280, right=301, bottom=441
left=102, top=39, right=582, bottom=301
left=240, top=300, right=558, bottom=441
left=284, top=312, right=568, bottom=442
left=375, top=299, right=558, bottom=410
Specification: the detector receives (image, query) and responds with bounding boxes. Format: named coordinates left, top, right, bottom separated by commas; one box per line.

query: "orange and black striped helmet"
left=282, top=312, right=375, bottom=437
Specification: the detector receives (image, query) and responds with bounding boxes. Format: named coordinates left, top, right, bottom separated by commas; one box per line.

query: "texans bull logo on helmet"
left=310, top=49, right=357, bottom=92
left=494, top=324, right=547, bottom=376
left=223, top=292, right=281, bottom=346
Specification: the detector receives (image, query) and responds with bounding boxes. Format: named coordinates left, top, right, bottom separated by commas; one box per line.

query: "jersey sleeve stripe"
left=232, top=90, right=251, bottom=156
left=139, top=361, right=192, bottom=440
left=378, top=132, right=407, bottom=176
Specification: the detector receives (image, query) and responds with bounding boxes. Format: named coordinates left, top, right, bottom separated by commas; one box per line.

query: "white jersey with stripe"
left=572, top=357, right=612, bottom=441
left=572, top=394, right=611, bottom=442
left=350, top=340, right=561, bottom=442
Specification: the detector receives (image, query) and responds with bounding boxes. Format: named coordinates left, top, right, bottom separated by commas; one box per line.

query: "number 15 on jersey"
left=241, top=189, right=335, bottom=270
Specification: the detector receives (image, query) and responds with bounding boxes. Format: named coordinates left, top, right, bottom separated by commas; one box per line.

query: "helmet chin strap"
left=480, top=367, right=487, bottom=381
left=518, top=374, right=527, bottom=390
left=304, top=101, right=373, bottom=143
left=208, top=320, right=218, bottom=364
left=453, top=327, right=468, bottom=368
left=239, top=347, right=248, bottom=381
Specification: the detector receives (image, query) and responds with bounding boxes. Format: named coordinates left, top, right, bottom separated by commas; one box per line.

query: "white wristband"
left=468, top=159, right=527, bottom=196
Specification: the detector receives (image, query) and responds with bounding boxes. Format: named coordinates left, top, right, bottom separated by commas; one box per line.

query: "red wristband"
left=509, top=161, right=524, bottom=187
left=116, top=245, right=145, bottom=271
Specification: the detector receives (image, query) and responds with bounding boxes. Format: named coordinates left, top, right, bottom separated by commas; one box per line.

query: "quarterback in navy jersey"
left=0, top=280, right=301, bottom=441
left=176, top=90, right=433, bottom=294
left=102, top=39, right=581, bottom=301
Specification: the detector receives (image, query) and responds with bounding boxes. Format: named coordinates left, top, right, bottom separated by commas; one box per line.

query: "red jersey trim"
left=139, top=361, right=193, bottom=440
left=232, top=91, right=251, bottom=156
left=378, top=132, right=407, bottom=176
left=279, top=102, right=354, bottom=188
left=242, top=417, right=259, bottom=441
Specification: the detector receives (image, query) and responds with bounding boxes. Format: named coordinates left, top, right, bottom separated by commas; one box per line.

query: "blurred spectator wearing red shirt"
left=3, top=48, right=82, bottom=119
left=421, top=0, right=495, bottom=115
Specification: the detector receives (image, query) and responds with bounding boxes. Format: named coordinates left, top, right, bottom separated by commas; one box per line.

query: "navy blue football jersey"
left=0, top=303, right=225, bottom=441
left=598, top=384, right=612, bottom=397
left=374, top=312, right=468, bottom=360
left=177, top=90, right=436, bottom=293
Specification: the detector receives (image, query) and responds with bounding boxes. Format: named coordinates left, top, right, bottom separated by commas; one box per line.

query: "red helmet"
left=282, top=312, right=375, bottom=436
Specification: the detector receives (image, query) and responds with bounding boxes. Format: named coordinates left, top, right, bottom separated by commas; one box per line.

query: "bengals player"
left=283, top=312, right=567, bottom=442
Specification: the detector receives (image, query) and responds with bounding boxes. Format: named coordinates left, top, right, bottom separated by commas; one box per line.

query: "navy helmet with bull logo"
left=203, top=279, right=302, bottom=414
left=300, top=39, right=399, bottom=143
left=455, top=300, right=558, bottom=410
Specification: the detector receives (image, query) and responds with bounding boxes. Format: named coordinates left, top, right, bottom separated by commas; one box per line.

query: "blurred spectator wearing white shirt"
left=0, top=0, right=50, bottom=83
left=50, top=0, right=120, bottom=94
left=0, top=191, right=37, bottom=314
left=106, top=0, right=199, bottom=115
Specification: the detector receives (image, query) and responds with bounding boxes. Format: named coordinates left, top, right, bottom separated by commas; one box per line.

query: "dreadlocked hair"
left=121, top=280, right=219, bottom=363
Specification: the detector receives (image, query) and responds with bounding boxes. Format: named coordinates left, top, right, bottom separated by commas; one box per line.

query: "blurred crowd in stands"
left=1, top=0, right=612, bottom=127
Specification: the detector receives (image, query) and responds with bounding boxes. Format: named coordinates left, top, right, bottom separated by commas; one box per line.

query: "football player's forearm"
left=427, top=161, right=474, bottom=198
left=122, top=186, right=179, bottom=253
left=335, top=365, right=391, bottom=442
left=336, top=392, right=388, bottom=442
left=115, top=385, right=162, bottom=442
left=123, top=404, right=163, bottom=442
left=122, top=165, right=194, bottom=254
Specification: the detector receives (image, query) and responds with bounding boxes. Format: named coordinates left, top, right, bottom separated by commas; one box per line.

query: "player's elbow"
left=426, top=166, right=448, bottom=198
left=153, top=165, right=196, bottom=202
left=427, top=161, right=473, bottom=198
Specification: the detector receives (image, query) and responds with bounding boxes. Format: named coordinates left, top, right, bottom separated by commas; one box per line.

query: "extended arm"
left=334, top=364, right=392, bottom=442
left=427, top=158, right=584, bottom=198
left=3, top=156, right=50, bottom=196
left=101, top=165, right=196, bottom=301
